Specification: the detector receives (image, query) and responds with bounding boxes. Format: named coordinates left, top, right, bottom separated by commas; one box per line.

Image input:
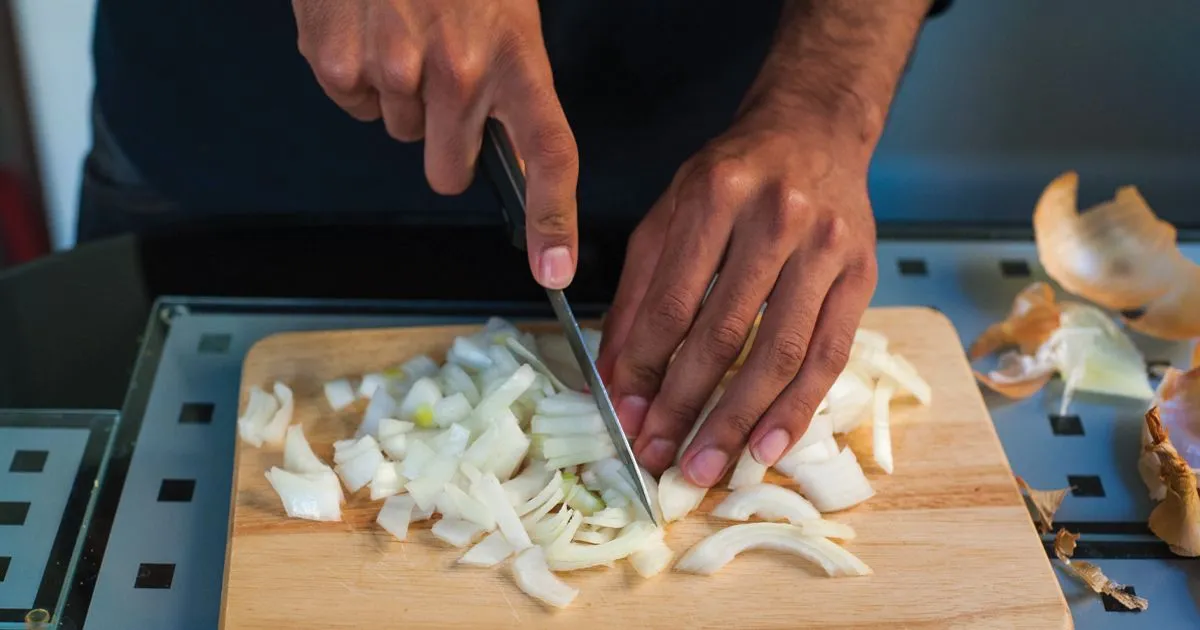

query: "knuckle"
left=530, top=124, right=579, bottom=174
left=718, top=410, right=759, bottom=438
left=844, top=253, right=879, bottom=287
left=699, top=317, right=750, bottom=366
left=813, top=334, right=852, bottom=376
left=620, top=359, right=667, bottom=393
left=315, top=54, right=361, bottom=93
left=531, top=210, right=572, bottom=238
left=379, top=50, right=421, bottom=94
left=434, top=51, right=485, bottom=100
left=648, top=289, right=695, bottom=338
left=694, top=158, right=751, bottom=209
left=766, top=330, right=809, bottom=379
left=812, top=214, right=850, bottom=253
left=786, top=394, right=819, bottom=425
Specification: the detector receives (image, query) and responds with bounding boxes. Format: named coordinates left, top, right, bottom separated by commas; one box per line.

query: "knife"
left=479, top=118, right=659, bottom=526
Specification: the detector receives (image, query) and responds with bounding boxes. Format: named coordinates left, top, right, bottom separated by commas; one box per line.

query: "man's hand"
left=293, top=0, right=578, bottom=289
left=597, top=0, right=931, bottom=486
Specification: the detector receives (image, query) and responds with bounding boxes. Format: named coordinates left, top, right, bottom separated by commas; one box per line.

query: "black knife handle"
left=480, top=118, right=528, bottom=252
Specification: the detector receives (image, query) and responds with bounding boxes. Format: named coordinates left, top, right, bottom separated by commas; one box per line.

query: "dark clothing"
left=83, top=1, right=950, bottom=242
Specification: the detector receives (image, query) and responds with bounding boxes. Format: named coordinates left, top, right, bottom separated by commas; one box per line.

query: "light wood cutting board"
left=222, top=307, right=1070, bottom=629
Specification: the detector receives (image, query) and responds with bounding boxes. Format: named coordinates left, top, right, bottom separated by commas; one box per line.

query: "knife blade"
left=479, top=118, right=659, bottom=526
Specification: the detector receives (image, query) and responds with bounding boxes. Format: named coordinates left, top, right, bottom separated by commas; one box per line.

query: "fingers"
left=631, top=224, right=786, bottom=474
left=422, top=47, right=489, bottom=194
left=679, top=225, right=847, bottom=487
left=609, top=167, right=742, bottom=459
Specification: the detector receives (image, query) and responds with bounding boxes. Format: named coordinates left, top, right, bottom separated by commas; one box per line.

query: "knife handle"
left=480, top=118, right=528, bottom=252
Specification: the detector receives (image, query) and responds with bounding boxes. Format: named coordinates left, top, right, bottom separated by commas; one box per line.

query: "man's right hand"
left=293, top=0, right=579, bottom=289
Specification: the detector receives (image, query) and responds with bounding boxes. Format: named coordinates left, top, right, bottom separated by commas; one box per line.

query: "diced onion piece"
left=487, top=344, right=522, bottom=375
left=398, top=377, right=443, bottom=426
left=431, top=518, right=488, bottom=548
left=284, top=424, right=330, bottom=475
left=502, top=461, right=554, bottom=506
left=459, top=530, right=515, bottom=567
left=543, top=435, right=614, bottom=459
left=536, top=391, right=598, bottom=417
left=658, top=466, right=708, bottom=523
left=523, top=488, right=566, bottom=526
left=728, top=448, right=768, bottom=490
left=265, top=467, right=341, bottom=521
left=545, top=521, right=659, bottom=571
left=788, top=447, right=876, bottom=512
left=574, top=526, right=615, bottom=545
left=711, top=483, right=822, bottom=524
left=775, top=415, right=835, bottom=474
left=550, top=509, right=586, bottom=550
left=358, top=386, right=398, bottom=438
left=564, top=485, right=605, bottom=516
left=400, top=354, right=440, bottom=380
left=517, top=470, right=564, bottom=516
left=443, top=482, right=496, bottom=531
left=379, top=418, right=415, bottom=439
left=257, top=382, right=294, bottom=446
left=532, top=414, right=606, bottom=435
left=773, top=437, right=839, bottom=476
left=376, top=494, right=416, bottom=540
left=448, top=336, right=493, bottom=371
left=823, top=370, right=875, bottom=433
left=380, top=433, right=408, bottom=460
left=335, top=443, right=385, bottom=493
left=401, top=439, right=437, bottom=479
left=629, top=536, right=674, bottom=578
left=439, top=362, right=481, bottom=406
left=529, top=508, right=574, bottom=544
left=333, top=435, right=381, bottom=464
left=486, top=411, right=532, bottom=481
left=431, top=423, right=471, bottom=457
left=583, top=507, right=632, bottom=529
left=369, top=461, right=407, bottom=500
left=601, top=488, right=629, bottom=509
left=237, top=386, right=279, bottom=447
left=873, top=378, right=897, bottom=474
left=473, top=365, right=538, bottom=425
left=535, top=334, right=587, bottom=391
left=512, top=546, right=579, bottom=609
left=675, top=522, right=871, bottom=577
left=459, top=461, right=483, bottom=485
left=324, top=378, right=357, bottom=411
left=474, top=472, right=533, bottom=550
left=358, top=372, right=387, bottom=399
left=406, top=455, right=461, bottom=511
left=545, top=444, right=619, bottom=470
left=504, top=336, right=570, bottom=392
left=436, top=491, right=462, bottom=520
left=432, top=393, right=472, bottom=427
left=853, top=340, right=932, bottom=406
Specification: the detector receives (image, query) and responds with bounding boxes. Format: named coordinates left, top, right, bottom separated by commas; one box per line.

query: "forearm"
left=738, top=0, right=931, bottom=157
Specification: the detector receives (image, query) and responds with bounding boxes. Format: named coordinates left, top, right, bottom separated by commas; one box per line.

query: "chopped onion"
left=432, top=393, right=473, bottom=427
left=788, top=447, right=876, bottom=513
left=472, top=365, right=537, bottom=426
left=550, top=509, right=586, bottom=550
left=564, top=484, right=605, bottom=516
left=324, top=378, right=357, bottom=411
left=629, top=536, right=674, bottom=578
left=443, top=483, right=496, bottom=531
left=335, top=443, right=385, bottom=493
left=775, top=414, right=835, bottom=474
left=439, top=362, right=481, bottom=406
left=517, top=470, right=564, bottom=516
left=398, top=377, right=443, bottom=427
left=484, top=411, right=531, bottom=480
left=358, top=386, right=398, bottom=438
left=379, top=418, right=415, bottom=439
left=545, top=445, right=618, bottom=470
left=358, top=372, right=387, bottom=399
left=257, top=382, right=294, bottom=446
left=369, top=461, right=407, bottom=500
left=675, top=522, right=871, bottom=576
left=823, top=370, right=874, bottom=433
left=488, top=344, right=522, bottom=376
left=873, top=378, right=896, bottom=474
left=376, top=494, right=416, bottom=540
left=523, top=487, right=566, bottom=525
left=536, top=391, right=598, bottom=417
left=431, top=423, right=471, bottom=457
left=574, top=527, right=615, bottom=545
left=399, top=354, right=439, bottom=380
left=431, top=518, right=488, bottom=548
left=284, top=424, right=330, bottom=475
left=545, top=521, right=658, bottom=571
left=333, top=435, right=381, bottom=464
left=711, top=483, right=822, bottom=524
left=265, top=467, right=341, bottom=521
left=543, top=435, right=612, bottom=459
left=406, top=455, right=461, bottom=511
left=502, top=462, right=554, bottom=506
left=529, top=508, right=575, bottom=544
left=583, top=507, right=632, bottom=529
left=773, top=437, right=839, bottom=476
left=658, top=466, right=708, bottom=523
left=728, top=448, right=768, bottom=489
left=380, top=432, right=408, bottom=460
left=237, top=385, right=279, bottom=447
left=474, top=473, right=533, bottom=550
left=505, top=337, right=570, bottom=392
left=459, top=530, right=515, bottom=567
left=512, top=546, right=578, bottom=609
left=532, top=413, right=605, bottom=435
left=401, top=440, right=437, bottom=479
left=459, top=461, right=483, bottom=485
left=448, top=337, right=493, bottom=371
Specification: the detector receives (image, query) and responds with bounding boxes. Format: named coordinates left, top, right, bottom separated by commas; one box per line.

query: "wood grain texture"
left=222, top=307, right=1071, bottom=629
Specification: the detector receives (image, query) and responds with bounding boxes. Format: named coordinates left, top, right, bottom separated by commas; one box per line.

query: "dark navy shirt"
left=92, top=1, right=948, bottom=228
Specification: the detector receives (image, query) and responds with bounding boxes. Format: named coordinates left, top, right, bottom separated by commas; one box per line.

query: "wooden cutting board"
left=222, top=307, right=1070, bottom=629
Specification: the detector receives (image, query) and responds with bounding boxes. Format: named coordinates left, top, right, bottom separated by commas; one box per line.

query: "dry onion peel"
left=1034, top=171, right=1200, bottom=340
left=1053, top=529, right=1148, bottom=611
left=1142, top=405, right=1200, bottom=556
left=675, top=523, right=870, bottom=577
left=1014, top=476, right=1069, bottom=533
left=969, top=282, right=1061, bottom=360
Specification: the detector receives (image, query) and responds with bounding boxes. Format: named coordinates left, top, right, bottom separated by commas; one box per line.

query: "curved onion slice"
left=265, top=467, right=341, bottom=521
left=284, top=424, right=330, bottom=475
left=502, top=462, right=554, bottom=506
left=773, top=436, right=839, bottom=476
left=545, top=522, right=659, bottom=571
left=459, top=530, right=515, bottom=567
left=1033, top=171, right=1200, bottom=340
left=517, top=471, right=565, bottom=516
left=237, top=386, right=279, bottom=447
left=711, top=483, right=822, bottom=524
left=629, top=537, right=675, bottom=578
left=377, top=494, right=416, bottom=541
left=529, top=508, right=575, bottom=544
left=728, top=448, right=768, bottom=490
left=658, top=466, right=707, bottom=523
left=788, top=447, right=876, bottom=513
left=584, top=507, right=632, bottom=529
left=512, top=546, right=578, bottom=609
left=324, top=378, right=357, bottom=411
left=432, top=518, right=488, bottom=548
left=675, top=523, right=870, bottom=577
left=575, top=526, right=616, bottom=545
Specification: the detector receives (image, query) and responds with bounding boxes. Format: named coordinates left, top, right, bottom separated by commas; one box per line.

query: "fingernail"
left=686, top=448, right=729, bottom=487
left=638, top=438, right=676, bottom=471
left=616, top=395, right=649, bottom=436
left=752, top=428, right=791, bottom=466
left=539, top=246, right=574, bottom=289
